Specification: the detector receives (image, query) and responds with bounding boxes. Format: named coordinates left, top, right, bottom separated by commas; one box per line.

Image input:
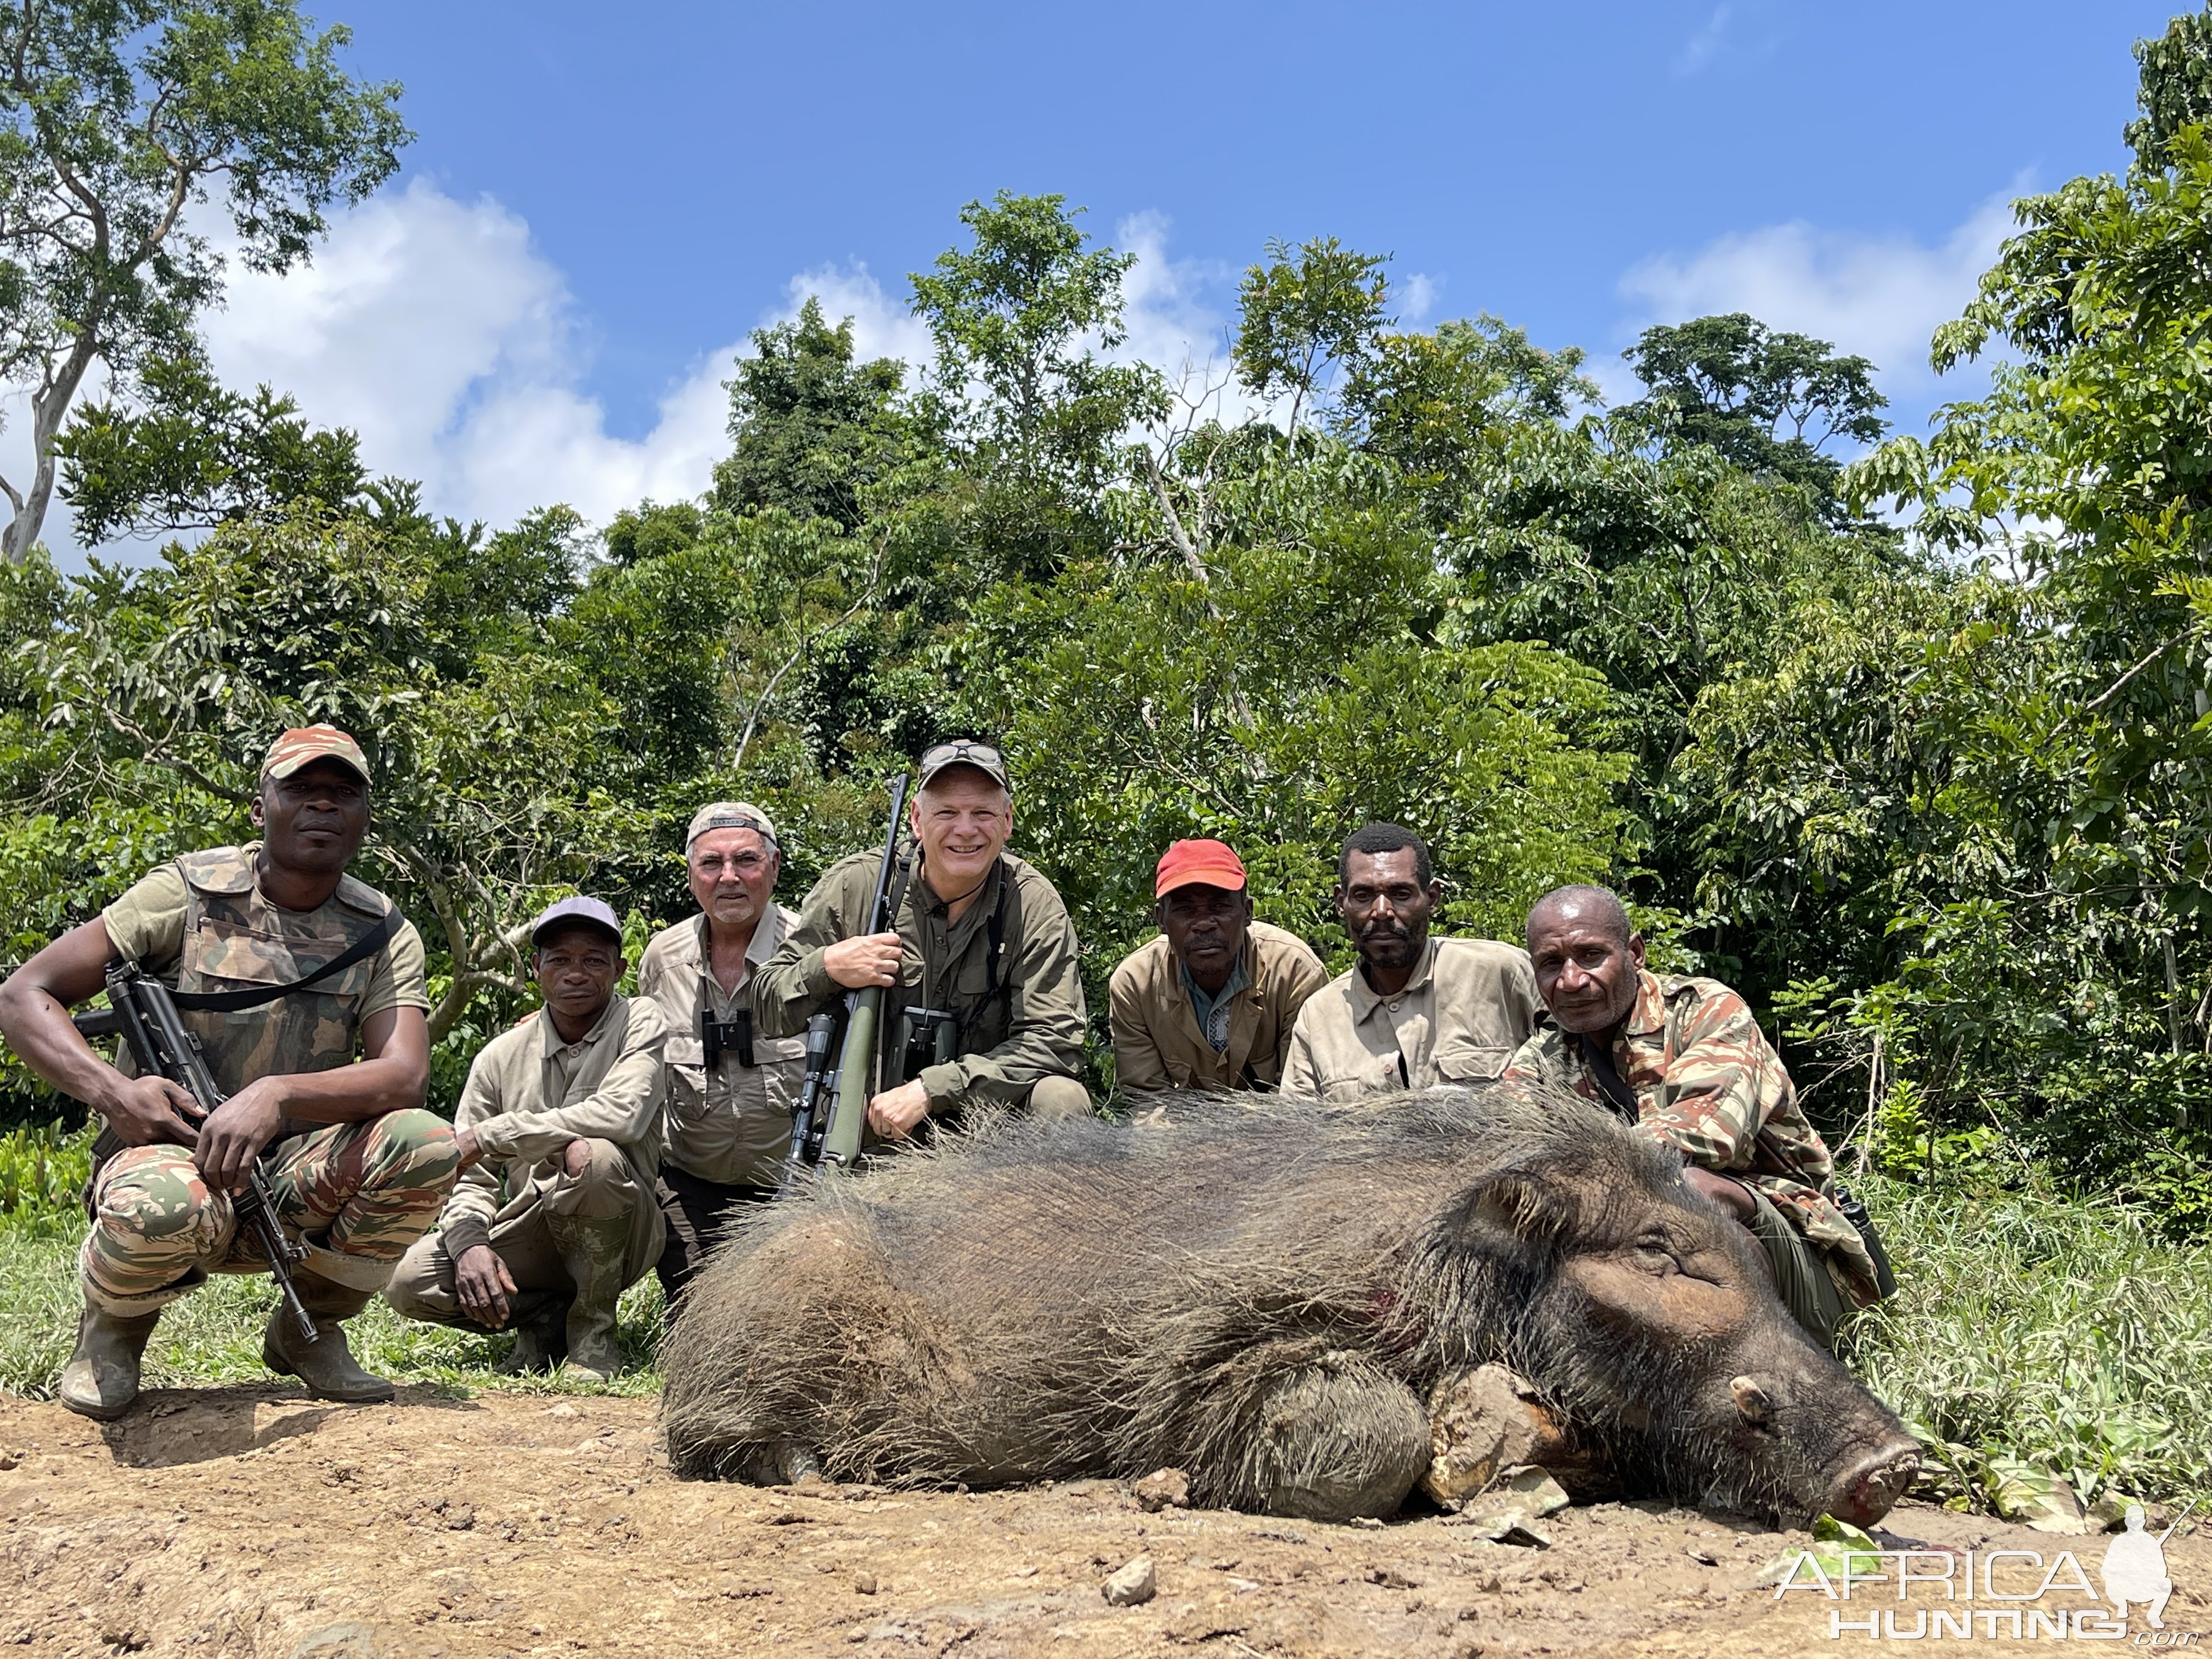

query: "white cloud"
left=1615, top=191, right=2016, bottom=397
left=1673, top=5, right=1732, bottom=76
left=771, top=261, right=935, bottom=375
left=19, top=189, right=1270, bottom=564
left=1400, top=273, right=1442, bottom=323
left=196, top=178, right=740, bottom=532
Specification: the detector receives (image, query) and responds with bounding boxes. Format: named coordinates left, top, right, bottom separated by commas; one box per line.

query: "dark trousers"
left=654, top=1163, right=774, bottom=1308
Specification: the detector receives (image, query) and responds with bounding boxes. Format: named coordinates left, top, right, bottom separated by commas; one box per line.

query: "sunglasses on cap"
left=920, top=740, right=1004, bottom=770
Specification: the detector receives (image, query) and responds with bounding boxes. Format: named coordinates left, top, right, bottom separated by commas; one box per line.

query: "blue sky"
left=37, top=0, right=2190, bottom=554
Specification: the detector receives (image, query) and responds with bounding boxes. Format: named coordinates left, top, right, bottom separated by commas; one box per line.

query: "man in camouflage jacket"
left=1502, top=884, right=1882, bottom=1348
left=0, top=727, right=455, bottom=1418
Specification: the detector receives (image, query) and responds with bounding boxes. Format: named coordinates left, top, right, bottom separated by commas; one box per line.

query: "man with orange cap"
left=1109, top=839, right=1328, bottom=1093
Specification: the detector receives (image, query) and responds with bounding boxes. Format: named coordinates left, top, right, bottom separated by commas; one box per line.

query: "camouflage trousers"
left=81, top=1111, right=459, bottom=1316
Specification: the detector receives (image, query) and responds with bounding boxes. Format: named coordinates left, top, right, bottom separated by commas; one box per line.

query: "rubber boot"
left=262, top=1269, right=397, bottom=1403
left=494, top=1289, right=571, bottom=1376
left=546, top=1212, right=632, bottom=1383
left=57, top=1300, right=162, bottom=1421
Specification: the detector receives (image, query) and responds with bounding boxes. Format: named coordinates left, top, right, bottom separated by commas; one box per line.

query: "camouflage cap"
left=686, top=800, right=778, bottom=850
left=262, top=725, right=370, bottom=783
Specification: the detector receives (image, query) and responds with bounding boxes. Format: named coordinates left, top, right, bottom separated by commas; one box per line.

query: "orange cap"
left=1155, top=839, right=1247, bottom=898
left=262, top=725, right=370, bottom=782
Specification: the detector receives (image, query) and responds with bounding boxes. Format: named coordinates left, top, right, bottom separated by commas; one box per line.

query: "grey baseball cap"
left=686, top=800, right=779, bottom=850
left=916, top=738, right=1012, bottom=793
left=529, top=895, right=623, bottom=948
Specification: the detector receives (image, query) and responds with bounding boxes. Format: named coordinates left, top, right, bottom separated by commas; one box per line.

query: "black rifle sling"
left=1577, top=1031, right=1642, bottom=1121
left=162, top=905, right=402, bottom=1012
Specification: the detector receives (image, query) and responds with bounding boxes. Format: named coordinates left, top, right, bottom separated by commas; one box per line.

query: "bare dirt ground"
left=2, top=1386, right=2205, bottom=1659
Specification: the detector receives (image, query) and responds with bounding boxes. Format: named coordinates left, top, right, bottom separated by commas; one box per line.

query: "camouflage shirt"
left=100, top=843, right=430, bottom=1098
left=1502, top=969, right=1881, bottom=1307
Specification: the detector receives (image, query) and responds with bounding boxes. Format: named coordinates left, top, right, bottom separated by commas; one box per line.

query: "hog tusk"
left=1729, top=1375, right=1771, bottom=1425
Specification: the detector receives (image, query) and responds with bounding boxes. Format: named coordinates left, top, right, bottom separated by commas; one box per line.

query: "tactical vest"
left=166, top=845, right=396, bottom=1097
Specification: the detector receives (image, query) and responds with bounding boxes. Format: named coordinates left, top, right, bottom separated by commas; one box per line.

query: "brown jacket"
left=1109, top=922, right=1329, bottom=1093
left=1283, top=936, right=1539, bottom=1102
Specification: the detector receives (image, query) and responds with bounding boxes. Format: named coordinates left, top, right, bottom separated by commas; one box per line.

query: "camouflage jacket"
left=1502, top=969, right=1881, bottom=1307
left=100, top=844, right=430, bottom=1099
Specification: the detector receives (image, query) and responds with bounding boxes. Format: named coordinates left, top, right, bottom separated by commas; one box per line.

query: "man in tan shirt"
left=1110, top=839, right=1328, bottom=1092
left=635, top=800, right=808, bottom=1305
left=1284, top=823, right=1539, bottom=1101
left=386, top=897, right=667, bottom=1381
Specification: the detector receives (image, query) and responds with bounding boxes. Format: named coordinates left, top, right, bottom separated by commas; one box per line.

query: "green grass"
left=0, top=1218, right=665, bottom=1401
left=2, top=1171, right=2207, bottom=1515
left=1848, top=1175, right=2212, bottom=1513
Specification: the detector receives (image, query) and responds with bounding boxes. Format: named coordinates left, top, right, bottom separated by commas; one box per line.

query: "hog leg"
left=1232, top=1347, right=1431, bottom=1522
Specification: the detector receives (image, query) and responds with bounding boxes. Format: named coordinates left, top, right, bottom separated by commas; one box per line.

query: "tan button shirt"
left=1282, top=936, right=1539, bottom=1102
left=438, top=992, right=669, bottom=1278
left=1109, top=922, right=1329, bottom=1092
left=637, top=904, right=808, bottom=1188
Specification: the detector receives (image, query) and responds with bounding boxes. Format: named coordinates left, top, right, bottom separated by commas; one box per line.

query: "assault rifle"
left=783, top=773, right=910, bottom=1187
left=72, top=961, right=318, bottom=1344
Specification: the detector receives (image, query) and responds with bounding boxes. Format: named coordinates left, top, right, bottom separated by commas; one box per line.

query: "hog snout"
left=1826, top=1438, right=1921, bottom=1528
left=1729, top=1375, right=1771, bottom=1425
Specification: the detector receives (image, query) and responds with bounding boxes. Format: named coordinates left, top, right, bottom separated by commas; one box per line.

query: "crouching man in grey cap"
left=634, top=801, right=809, bottom=1306
left=385, top=896, right=668, bottom=1381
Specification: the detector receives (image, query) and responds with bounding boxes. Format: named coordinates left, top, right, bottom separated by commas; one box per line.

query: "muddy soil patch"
left=1, top=1390, right=2203, bottom=1657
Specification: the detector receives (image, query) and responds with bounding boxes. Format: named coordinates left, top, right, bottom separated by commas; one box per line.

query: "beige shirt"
left=637, top=904, right=807, bottom=1188
left=1282, top=936, right=1539, bottom=1102
left=437, top=993, right=669, bottom=1269
left=1109, top=922, right=1329, bottom=1092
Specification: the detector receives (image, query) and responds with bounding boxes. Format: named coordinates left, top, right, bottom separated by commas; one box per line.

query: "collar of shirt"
left=532, top=992, right=625, bottom=1065
left=1180, top=953, right=1251, bottom=1051
left=1624, top=968, right=1669, bottom=1040
left=689, top=906, right=787, bottom=1004
left=912, top=855, right=1005, bottom=947
left=1346, top=935, right=1440, bottom=1021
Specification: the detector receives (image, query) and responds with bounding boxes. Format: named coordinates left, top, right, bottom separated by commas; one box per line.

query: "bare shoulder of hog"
left=658, top=1083, right=1920, bottom=1527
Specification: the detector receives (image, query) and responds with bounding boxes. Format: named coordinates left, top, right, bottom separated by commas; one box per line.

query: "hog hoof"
left=1251, top=1355, right=1429, bottom=1522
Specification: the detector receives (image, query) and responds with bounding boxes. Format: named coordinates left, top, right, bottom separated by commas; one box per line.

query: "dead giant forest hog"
left=659, top=1083, right=1920, bottom=1527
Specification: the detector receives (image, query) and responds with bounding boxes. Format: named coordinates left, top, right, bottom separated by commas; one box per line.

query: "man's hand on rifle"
left=867, top=1078, right=932, bottom=1140
left=825, top=932, right=902, bottom=990
left=193, top=1080, right=287, bottom=1194
left=102, top=1073, right=204, bottom=1148
left=455, top=1244, right=517, bottom=1328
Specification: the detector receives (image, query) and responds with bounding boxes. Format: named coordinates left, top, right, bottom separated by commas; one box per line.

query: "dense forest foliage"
left=4, top=8, right=2212, bottom=1238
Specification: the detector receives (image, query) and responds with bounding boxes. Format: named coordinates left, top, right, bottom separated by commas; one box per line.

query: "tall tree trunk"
left=2, top=335, right=101, bottom=563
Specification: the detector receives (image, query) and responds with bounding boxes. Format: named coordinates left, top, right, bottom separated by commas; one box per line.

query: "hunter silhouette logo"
left=2103, top=1504, right=2182, bottom=1630
left=1779, top=1498, right=2202, bottom=1642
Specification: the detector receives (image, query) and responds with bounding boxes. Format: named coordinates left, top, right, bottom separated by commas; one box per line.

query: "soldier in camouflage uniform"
left=1502, top=884, right=1883, bottom=1348
left=0, top=727, right=456, bottom=1418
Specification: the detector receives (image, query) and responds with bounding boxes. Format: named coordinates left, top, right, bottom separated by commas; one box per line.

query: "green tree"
left=1618, top=313, right=1888, bottom=512
left=53, top=354, right=367, bottom=542
left=0, top=0, right=408, bottom=560
left=1234, top=235, right=1392, bottom=436
left=712, top=298, right=910, bottom=531
left=2126, top=5, right=2212, bottom=171
left=909, top=192, right=1162, bottom=496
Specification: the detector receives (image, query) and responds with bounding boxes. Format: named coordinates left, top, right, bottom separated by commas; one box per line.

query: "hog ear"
left=1457, top=1167, right=1571, bottom=1246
